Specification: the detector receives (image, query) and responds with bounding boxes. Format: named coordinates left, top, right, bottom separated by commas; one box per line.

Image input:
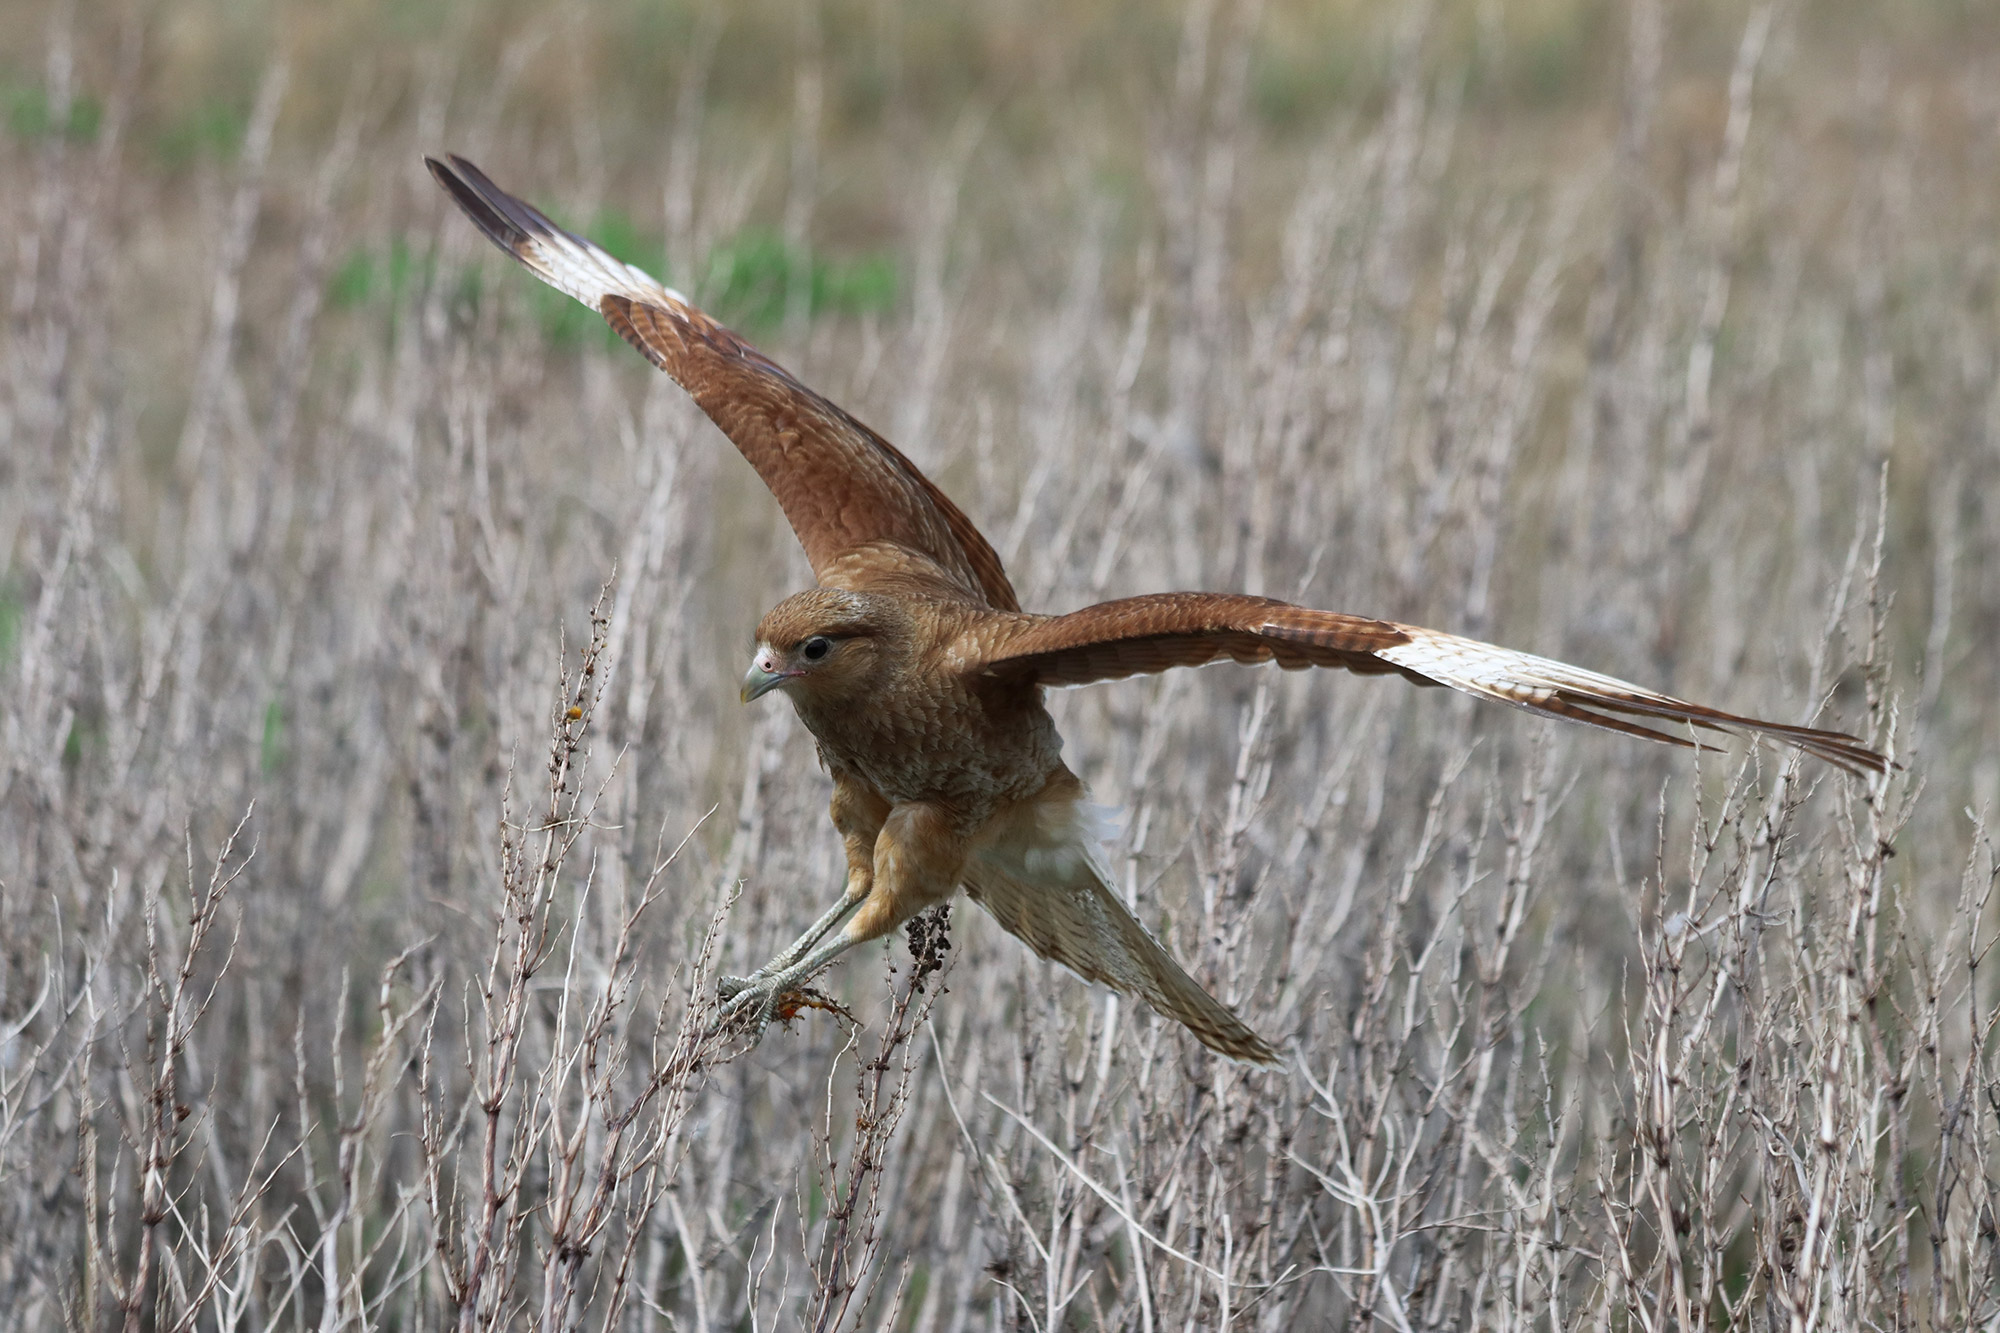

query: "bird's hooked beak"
left=740, top=651, right=794, bottom=704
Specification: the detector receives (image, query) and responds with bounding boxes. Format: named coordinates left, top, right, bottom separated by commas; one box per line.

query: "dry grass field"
left=3, top=0, right=1998, bottom=1327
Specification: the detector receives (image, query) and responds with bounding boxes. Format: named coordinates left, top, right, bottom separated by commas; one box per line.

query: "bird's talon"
left=711, top=977, right=853, bottom=1047
left=715, top=985, right=769, bottom=1023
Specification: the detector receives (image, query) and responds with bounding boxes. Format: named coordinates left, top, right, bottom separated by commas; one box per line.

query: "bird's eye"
left=801, top=636, right=832, bottom=662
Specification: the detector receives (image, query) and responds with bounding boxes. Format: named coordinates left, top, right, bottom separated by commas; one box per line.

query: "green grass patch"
left=1250, top=44, right=1363, bottom=130
left=61, top=707, right=106, bottom=770
left=2, top=77, right=102, bottom=142
left=155, top=100, right=247, bottom=168
left=261, top=700, right=285, bottom=774
left=330, top=238, right=426, bottom=310
left=703, top=228, right=899, bottom=333
left=0, top=580, right=20, bottom=668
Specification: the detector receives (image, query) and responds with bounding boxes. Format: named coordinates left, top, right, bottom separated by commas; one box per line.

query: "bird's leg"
left=716, top=895, right=862, bottom=999
left=718, top=774, right=890, bottom=1001
left=716, top=801, right=966, bottom=1042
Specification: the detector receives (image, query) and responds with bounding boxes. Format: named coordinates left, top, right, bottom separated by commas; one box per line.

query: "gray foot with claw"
left=712, top=934, right=857, bottom=1043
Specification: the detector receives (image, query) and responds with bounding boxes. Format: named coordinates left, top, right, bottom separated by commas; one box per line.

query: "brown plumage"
left=430, top=155, right=1888, bottom=1067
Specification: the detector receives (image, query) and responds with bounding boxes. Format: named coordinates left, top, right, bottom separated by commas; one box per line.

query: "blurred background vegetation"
left=6, top=0, right=1988, bottom=808
left=4, top=0, right=1995, bottom=389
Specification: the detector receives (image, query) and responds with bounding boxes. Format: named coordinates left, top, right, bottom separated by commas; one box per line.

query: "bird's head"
left=741, top=589, right=900, bottom=707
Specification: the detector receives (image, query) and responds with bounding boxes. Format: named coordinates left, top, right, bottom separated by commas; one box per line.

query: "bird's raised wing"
left=964, top=593, right=1887, bottom=774
left=427, top=155, right=1018, bottom=610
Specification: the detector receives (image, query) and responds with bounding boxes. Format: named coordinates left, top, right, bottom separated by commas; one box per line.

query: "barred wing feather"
left=967, top=593, right=1886, bottom=774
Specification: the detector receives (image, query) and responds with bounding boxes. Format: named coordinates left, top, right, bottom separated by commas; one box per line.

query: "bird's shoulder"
left=818, top=543, right=1013, bottom=611
left=933, top=610, right=1049, bottom=677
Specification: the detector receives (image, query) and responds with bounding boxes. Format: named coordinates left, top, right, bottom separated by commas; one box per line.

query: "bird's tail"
left=962, top=848, right=1281, bottom=1067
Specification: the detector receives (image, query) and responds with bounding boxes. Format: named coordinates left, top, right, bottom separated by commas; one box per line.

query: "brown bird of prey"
left=429, top=155, right=1885, bottom=1065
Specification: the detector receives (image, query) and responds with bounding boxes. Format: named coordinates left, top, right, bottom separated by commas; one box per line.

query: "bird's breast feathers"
left=795, top=695, right=1058, bottom=810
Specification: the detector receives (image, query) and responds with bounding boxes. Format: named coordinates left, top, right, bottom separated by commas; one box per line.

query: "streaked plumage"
left=430, top=155, right=1887, bottom=1066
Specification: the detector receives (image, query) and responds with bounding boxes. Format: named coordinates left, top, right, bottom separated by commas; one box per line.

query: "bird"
left=428, top=155, right=1887, bottom=1066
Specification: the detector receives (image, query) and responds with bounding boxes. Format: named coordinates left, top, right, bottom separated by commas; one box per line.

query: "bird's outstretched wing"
left=427, top=155, right=1018, bottom=610
left=964, top=593, right=1887, bottom=774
